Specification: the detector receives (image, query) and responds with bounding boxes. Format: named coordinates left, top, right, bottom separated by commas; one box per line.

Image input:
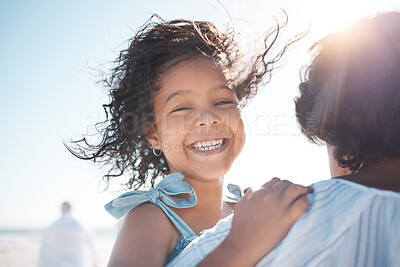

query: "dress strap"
left=157, top=201, right=197, bottom=239
left=104, top=172, right=198, bottom=239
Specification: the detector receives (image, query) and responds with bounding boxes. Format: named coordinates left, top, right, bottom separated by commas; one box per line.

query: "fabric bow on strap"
left=105, top=172, right=197, bottom=219
left=224, top=183, right=243, bottom=202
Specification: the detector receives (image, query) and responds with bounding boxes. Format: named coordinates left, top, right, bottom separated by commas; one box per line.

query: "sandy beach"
left=0, top=230, right=114, bottom=267
left=0, top=241, right=41, bottom=267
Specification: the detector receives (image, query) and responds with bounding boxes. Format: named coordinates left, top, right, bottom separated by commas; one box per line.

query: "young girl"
left=70, top=16, right=311, bottom=266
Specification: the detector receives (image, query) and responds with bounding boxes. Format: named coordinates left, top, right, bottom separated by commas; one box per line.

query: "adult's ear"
left=145, top=125, right=161, bottom=149
left=327, top=145, right=352, bottom=177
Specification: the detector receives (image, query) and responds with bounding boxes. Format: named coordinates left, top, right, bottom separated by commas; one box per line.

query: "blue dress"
left=104, top=172, right=200, bottom=264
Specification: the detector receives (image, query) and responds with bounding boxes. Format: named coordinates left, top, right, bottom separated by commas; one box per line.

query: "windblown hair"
left=68, top=14, right=304, bottom=189
left=296, top=12, right=400, bottom=171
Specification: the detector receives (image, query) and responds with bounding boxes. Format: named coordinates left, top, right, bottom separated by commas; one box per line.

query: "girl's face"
left=147, top=57, right=245, bottom=181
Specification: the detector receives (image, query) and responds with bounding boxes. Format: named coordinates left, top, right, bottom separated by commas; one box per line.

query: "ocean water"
left=0, top=229, right=44, bottom=243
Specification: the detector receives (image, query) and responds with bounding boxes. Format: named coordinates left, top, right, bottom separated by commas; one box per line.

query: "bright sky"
left=1, top=0, right=399, bottom=230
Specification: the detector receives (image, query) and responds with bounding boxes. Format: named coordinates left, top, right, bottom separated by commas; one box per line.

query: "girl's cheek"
left=236, top=118, right=245, bottom=139
left=158, top=117, right=180, bottom=136
left=229, top=110, right=245, bottom=135
left=166, top=114, right=195, bottom=133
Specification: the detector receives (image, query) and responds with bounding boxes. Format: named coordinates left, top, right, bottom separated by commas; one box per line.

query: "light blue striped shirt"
left=167, top=179, right=400, bottom=267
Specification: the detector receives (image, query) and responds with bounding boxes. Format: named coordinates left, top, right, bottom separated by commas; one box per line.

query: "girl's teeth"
left=193, top=139, right=223, bottom=151
left=191, top=139, right=224, bottom=151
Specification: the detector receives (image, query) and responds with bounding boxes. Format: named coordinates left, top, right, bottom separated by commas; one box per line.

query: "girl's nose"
left=195, top=110, right=221, bottom=127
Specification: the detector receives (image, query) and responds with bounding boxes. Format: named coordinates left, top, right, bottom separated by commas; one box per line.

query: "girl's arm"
left=197, top=178, right=311, bottom=267
left=107, top=203, right=176, bottom=267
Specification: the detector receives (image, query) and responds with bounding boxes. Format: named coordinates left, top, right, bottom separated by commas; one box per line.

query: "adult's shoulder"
left=304, top=178, right=378, bottom=221
left=257, top=178, right=400, bottom=266
left=308, top=178, right=400, bottom=207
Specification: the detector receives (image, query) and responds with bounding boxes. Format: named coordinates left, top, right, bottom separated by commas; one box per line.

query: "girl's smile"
left=147, top=57, right=245, bottom=181
left=188, top=138, right=228, bottom=155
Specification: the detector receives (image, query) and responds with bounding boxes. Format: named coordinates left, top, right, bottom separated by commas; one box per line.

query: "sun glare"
left=296, top=0, right=395, bottom=40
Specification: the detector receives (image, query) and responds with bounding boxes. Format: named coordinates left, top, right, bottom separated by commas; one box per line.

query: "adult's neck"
left=334, top=157, right=400, bottom=192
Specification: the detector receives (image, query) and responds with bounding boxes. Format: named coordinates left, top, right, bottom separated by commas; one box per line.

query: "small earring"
left=152, top=147, right=162, bottom=156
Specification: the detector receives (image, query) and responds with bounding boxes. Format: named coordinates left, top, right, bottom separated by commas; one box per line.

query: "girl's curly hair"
left=295, top=12, right=400, bottom=172
left=67, top=14, right=305, bottom=189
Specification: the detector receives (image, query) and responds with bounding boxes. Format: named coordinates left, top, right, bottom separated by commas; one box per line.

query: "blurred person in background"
left=37, top=202, right=99, bottom=267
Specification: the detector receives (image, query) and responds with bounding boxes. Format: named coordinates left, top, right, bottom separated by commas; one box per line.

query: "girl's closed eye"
left=171, top=106, right=192, bottom=113
left=215, top=99, right=237, bottom=106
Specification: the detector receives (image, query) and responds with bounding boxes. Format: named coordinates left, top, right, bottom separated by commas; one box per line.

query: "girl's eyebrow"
left=218, top=85, right=233, bottom=91
left=164, top=85, right=232, bottom=105
left=212, top=85, right=234, bottom=93
left=165, top=90, right=189, bottom=105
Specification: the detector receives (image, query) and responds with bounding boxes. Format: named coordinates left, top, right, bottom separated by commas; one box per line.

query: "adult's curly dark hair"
left=67, top=14, right=305, bottom=189
left=295, top=12, right=400, bottom=172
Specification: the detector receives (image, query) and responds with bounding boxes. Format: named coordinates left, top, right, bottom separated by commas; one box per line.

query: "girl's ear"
left=145, top=126, right=161, bottom=149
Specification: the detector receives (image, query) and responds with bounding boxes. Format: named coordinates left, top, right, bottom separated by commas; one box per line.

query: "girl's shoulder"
left=124, top=202, right=181, bottom=246
left=108, top=202, right=180, bottom=266
left=105, top=173, right=199, bottom=260
left=125, top=202, right=177, bottom=228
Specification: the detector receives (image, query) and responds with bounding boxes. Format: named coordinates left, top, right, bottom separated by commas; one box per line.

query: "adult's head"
left=295, top=12, right=400, bottom=172
left=61, top=201, right=71, bottom=214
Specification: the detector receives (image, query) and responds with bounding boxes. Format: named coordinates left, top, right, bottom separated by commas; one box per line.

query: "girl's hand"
left=225, top=178, right=312, bottom=265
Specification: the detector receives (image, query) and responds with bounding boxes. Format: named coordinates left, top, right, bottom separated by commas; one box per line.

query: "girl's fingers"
left=260, top=177, right=281, bottom=189
left=270, top=180, right=292, bottom=196
left=241, top=188, right=253, bottom=200
left=244, top=188, right=253, bottom=194
left=288, top=194, right=309, bottom=220
left=281, top=184, right=311, bottom=207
